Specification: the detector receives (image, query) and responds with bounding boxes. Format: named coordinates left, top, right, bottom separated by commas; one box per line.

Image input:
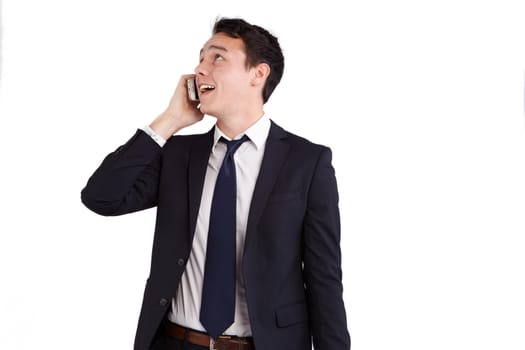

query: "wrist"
left=150, top=112, right=184, bottom=140
left=141, top=125, right=167, bottom=147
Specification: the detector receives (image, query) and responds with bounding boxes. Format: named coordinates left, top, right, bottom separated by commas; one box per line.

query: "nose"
left=194, top=60, right=209, bottom=76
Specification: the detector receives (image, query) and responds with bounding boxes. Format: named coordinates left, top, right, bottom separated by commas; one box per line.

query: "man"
left=81, top=18, right=350, bottom=350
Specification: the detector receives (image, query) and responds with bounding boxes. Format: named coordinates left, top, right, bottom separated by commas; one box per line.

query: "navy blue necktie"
left=200, top=135, right=249, bottom=339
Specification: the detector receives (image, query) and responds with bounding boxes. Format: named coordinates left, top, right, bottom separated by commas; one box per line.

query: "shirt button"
left=159, top=298, right=168, bottom=306
left=177, top=258, right=185, bottom=266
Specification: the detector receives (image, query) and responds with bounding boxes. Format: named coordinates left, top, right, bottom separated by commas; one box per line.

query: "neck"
left=215, top=108, right=264, bottom=139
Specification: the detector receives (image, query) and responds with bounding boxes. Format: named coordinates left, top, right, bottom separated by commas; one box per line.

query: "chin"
left=199, top=103, right=220, bottom=118
left=199, top=106, right=212, bottom=117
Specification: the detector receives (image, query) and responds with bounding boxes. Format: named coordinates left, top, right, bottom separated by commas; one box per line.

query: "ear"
left=250, top=63, right=270, bottom=86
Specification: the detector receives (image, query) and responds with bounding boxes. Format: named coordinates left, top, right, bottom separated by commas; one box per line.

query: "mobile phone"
left=186, top=77, right=199, bottom=102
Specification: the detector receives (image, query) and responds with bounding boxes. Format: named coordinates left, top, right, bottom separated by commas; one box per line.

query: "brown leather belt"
left=164, top=322, right=255, bottom=350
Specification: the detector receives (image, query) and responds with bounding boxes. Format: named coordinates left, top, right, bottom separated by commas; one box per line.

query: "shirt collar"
left=212, top=114, right=271, bottom=152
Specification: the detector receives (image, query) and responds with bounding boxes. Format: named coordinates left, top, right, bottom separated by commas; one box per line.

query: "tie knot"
left=220, top=135, right=249, bottom=156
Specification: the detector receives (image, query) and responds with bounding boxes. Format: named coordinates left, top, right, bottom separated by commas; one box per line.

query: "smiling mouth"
left=199, top=84, right=215, bottom=93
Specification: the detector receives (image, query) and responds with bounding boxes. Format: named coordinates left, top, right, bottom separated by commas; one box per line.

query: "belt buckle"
left=210, top=336, right=231, bottom=350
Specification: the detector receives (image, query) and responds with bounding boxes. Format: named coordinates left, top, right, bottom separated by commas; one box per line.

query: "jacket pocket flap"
left=275, top=301, right=309, bottom=327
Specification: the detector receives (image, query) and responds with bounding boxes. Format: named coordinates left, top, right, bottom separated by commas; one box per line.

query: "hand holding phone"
left=149, top=75, right=204, bottom=139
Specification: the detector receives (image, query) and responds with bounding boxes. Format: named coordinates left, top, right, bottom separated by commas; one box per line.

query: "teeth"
left=199, top=84, right=215, bottom=92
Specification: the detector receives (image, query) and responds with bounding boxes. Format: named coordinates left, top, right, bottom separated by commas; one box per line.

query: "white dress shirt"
left=142, top=115, right=270, bottom=336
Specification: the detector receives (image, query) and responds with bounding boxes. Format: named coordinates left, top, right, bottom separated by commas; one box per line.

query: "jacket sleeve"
left=302, top=147, right=351, bottom=349
left=81, top=129, right=162, bottom=216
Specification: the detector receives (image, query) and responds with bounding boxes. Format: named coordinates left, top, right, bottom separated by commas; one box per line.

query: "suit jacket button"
left=177, top=258, right=185, bottom=266
left=159, top=298, right=168, bottom=306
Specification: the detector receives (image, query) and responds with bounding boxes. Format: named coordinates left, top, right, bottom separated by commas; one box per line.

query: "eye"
left=214, top=54, right=224, bottom=61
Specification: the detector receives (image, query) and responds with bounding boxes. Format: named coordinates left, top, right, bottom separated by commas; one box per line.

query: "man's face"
left=195, top=33, right=254, bottom=118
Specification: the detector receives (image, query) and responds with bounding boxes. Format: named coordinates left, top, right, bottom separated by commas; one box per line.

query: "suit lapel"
left=188, top=128, right=215, bottom=240
left=245, top=122, right=290, bottom=248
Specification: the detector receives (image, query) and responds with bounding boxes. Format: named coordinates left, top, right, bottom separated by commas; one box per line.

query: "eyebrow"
left=199, top=45, right=228, bottom=56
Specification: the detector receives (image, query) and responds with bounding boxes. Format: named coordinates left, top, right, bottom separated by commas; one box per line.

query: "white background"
left=1, top=0, right=524, bottom=349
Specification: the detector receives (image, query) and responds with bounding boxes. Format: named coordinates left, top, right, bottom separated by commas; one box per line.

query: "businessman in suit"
left=81, top=18, right=350, bottom=350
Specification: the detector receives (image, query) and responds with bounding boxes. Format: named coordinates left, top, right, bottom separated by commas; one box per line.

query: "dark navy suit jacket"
left=81, top=121, right=350, bottom=350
